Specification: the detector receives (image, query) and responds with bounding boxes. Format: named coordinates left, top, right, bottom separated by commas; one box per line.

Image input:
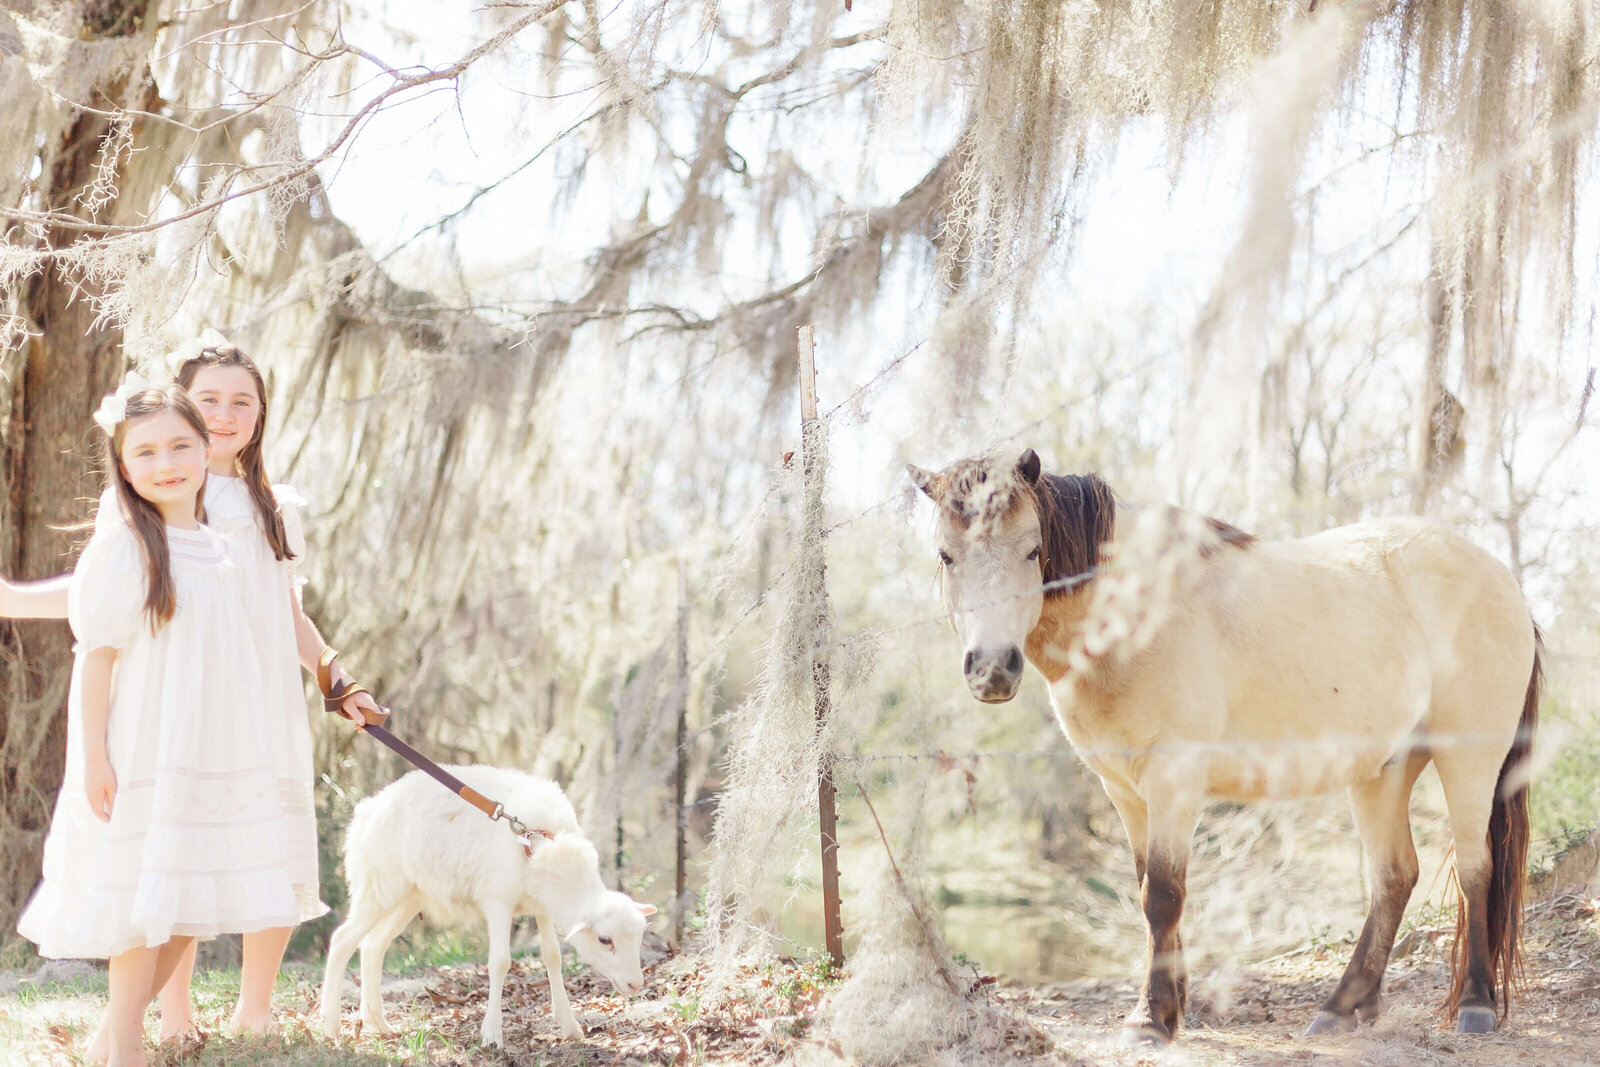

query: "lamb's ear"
left=1016, top=449, right=1041, bottom=485
left=635, top=902, right=657, bottom=917
left=907, top=464, right=941, bottom=501
left=565, top=921, right=591, bottom=942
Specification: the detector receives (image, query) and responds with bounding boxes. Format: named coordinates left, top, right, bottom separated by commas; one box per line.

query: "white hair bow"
left=163, top=327, right=234, bottom=377
left=91, top=370, right=155, bottom=436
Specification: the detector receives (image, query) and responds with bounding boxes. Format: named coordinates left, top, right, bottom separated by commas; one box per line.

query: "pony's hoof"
left=1304, top=1011, right=1357, bottom=1036
left=1457, top=1006, right=1497, bottom=1034
left=1119, top=1024, right=1171, bottom=1048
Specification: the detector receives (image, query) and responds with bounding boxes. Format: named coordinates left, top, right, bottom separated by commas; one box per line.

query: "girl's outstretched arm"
left=288, top=588, right=387, bottom=726
left=0, top=574, right=71, bottom=619
left=80, top=645, right=118, bottom=821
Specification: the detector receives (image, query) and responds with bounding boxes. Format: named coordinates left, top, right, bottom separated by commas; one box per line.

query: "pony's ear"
left=1016, top=449, right=1041, bottom=485
left=907, top=463, right=940, bottom=500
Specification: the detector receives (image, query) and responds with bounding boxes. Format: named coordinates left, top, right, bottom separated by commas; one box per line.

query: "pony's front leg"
left=1119, top=786, right=1201, bottom=1047
left=1306, top=755, right=1426, bottom=1035
left=1102, top=782, right=1151, bottom=887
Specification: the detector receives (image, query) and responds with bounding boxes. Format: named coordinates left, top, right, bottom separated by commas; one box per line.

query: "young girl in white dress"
left=16, top=383, right=301, bottom=1066
left=2, top=340, right=385, bottom=1053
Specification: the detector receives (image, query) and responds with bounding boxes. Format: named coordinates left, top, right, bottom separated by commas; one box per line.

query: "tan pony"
left=907, top=449, right=1540, bottom=1045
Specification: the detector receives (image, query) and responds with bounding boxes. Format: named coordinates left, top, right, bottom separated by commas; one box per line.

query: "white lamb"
left=318, top=765, right=655, bottom=1046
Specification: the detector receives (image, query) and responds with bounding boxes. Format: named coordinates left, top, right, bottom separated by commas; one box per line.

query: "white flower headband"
left=91, top=370, right=155, bottom=437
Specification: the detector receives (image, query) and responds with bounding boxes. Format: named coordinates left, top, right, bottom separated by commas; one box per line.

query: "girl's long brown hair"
left=175, top=342, right=295, bottom=561
left=108, top=387, right=210, bottom=631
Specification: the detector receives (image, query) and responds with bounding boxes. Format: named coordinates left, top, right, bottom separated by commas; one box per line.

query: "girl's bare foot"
left=85, top=1017, right=109, bottom=1065
left=227, top=1010, right=277, bottom=1037
left=157, top=1029, right=207, bottom=1061
left=158, top=1014, right=199, bottom=1044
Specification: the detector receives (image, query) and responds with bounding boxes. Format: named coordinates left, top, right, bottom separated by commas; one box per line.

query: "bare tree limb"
left=1, top=0, right=567, bottom=238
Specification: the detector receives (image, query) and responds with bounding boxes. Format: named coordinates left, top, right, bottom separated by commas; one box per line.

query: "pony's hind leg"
left=1307, top=753, right=1428, bottom=1036
left=1435, top=740, right=1524, bottom=1034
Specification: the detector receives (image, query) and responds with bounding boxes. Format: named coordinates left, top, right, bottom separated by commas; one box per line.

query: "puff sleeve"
left=91, top=483, right=126, bottom=531
left=67, top=523, right=147, bottom=652
left=273, top=484, right=309, bottom=589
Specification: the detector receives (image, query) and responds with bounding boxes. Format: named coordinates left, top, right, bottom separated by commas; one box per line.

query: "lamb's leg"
left=319, top=895, right=389, bottom=1042
left=358, top=895, right=422, bottom=1036
left=536, top=910, right=583, bottom=1041
left=480, top=901, right=515, bottom=1048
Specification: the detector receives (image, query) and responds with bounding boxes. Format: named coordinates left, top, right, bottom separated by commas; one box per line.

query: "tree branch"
left=1, top=0, right=568, bottom=238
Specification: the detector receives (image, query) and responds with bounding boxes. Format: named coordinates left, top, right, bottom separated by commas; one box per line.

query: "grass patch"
left=0, top=957, right=444, bottom=1065
left=1529, top=705, right=1600, bottom=869
left=380, top=928, right=486, bottom=976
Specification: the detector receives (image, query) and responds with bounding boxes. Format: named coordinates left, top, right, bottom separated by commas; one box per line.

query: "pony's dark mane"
left=1028, top=472, right=1256, bottom=595
left=1202, top=515, right=1256, bottom=554
left=1029, top=473, right=1117, bottom=595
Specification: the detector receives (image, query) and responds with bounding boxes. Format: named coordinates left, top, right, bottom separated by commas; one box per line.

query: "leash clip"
left=494, top=805, right=536, bottom=839
left=490, top=802, right=553, bottom=845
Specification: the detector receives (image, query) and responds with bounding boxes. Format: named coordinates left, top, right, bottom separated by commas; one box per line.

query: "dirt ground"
left=1020, top=888, right=1600, bottom=1066
left=301, top=888, right=1600, bottom=1066
left=5, top=889, right=1599, bottom=1065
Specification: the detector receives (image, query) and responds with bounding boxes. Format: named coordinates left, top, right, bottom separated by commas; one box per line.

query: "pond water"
left=778, top=895, right=1121, bottom=984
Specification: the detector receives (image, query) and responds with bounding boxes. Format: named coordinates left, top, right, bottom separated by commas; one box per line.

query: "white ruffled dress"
left=201, top=474, right=325, bottom=922
left=17, top=522, right=301, bottom=958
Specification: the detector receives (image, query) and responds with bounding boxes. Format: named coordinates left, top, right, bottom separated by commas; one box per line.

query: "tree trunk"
left=1410, top=243, right=1465, bottom=515
left=0, top=0, right=154, bottom=940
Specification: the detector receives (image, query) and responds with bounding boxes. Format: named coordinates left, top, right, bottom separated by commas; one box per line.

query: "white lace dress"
left=17, top=522, right=301, bottom=958
left=201, top=474, right=325, bottom=922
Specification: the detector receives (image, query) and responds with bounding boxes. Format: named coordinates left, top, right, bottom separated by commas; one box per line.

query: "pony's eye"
left=1026, top=546, right=1040, bottom=561
left=938, top=550, right=953, bottom=566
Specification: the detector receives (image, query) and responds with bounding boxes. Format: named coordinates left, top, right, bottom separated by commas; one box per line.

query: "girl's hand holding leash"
left=342, top=690, right=388, bottom=726
left=316, top=647, right=389, bottom=728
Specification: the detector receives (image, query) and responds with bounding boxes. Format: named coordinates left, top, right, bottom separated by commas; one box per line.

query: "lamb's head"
left=524, top=831, right=657, bottom=995
left=565, top=889, right=656, bottom=994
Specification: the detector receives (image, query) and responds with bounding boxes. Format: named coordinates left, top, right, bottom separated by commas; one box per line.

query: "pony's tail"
left=1448, top=624, right=1541, bottom=1019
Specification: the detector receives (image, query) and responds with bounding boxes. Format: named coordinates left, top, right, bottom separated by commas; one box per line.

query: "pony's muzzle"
left=964, top=646, right=1024, bottom=702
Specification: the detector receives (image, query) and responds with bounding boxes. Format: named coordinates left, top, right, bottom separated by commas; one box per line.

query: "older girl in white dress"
left=149, top=341, right=387, bottom=1042
left=17, top=383, right=300, bottom=1066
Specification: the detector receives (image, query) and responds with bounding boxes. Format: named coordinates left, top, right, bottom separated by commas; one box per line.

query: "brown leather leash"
left=318, top=648, right=552, bottom=855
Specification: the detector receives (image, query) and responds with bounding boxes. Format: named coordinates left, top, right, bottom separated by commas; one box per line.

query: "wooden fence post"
left=611, top=672, right=624, bottom=878
left=798, top=324, right=844, bottom=967
left=672, top=558, right=690, bottom=946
